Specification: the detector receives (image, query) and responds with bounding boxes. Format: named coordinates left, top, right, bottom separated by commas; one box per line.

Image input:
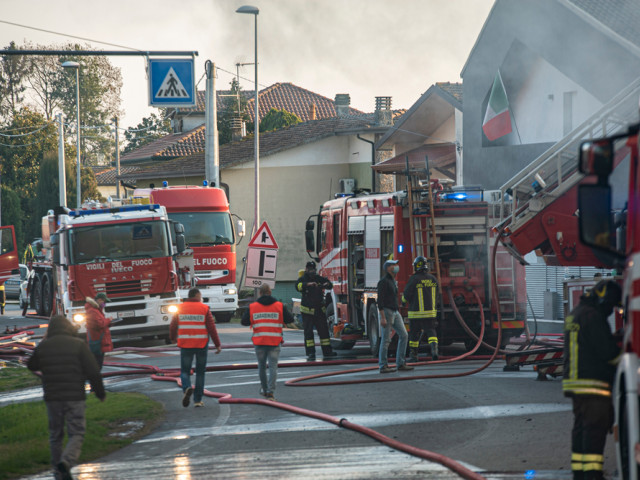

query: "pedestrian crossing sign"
left=148, top=58, right=195, bottom=107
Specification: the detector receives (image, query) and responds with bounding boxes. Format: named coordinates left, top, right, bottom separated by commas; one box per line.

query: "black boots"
left=430, top=342, right=439, bottom=361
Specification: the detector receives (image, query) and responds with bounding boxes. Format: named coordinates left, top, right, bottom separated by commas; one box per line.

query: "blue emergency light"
left=398, top=244, right=404, bottom=253
left=162, top=181, right=169, bottom=187
left=69, top=204, right=161, bottom=217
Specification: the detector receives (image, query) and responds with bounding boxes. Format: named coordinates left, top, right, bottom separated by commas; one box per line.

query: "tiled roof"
left=173, top=82, right=363, bottom=122
left=119, top=115, right=381, bottom=181
left=568, top=0, right=640, bottom=48
left=436, top=82, right=463, bottom=103
left=95, top=166, right=141, bottom=186
left=119, top=127, right=205, bottom=163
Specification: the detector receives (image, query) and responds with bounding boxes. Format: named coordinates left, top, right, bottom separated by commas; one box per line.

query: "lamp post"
left=236, top=5, right=260, bottom=234
left=62, top=60, right=81, bottom=208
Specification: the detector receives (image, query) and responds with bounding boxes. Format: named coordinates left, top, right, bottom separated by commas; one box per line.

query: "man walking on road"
left=296, top=261, right=337, bottom=361
left=28, top=315, right=105, bottom=480
left=242, top=283, right=296, bottom=401
left=563, top=279, right=621, bottom=480
left=170, top=287, right=222, bottom=408
left=377, top=259, right=413, bottom=373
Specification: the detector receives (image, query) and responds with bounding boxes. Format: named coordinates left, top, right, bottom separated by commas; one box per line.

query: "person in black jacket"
left=296, top=261, right=337, bottom=361
left=28, top=315, right=105, bottom=480
left=562, top=280, right=622, bottom=480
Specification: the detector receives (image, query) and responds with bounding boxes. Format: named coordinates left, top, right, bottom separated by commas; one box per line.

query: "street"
left=0, top=301, right=616, bottom=479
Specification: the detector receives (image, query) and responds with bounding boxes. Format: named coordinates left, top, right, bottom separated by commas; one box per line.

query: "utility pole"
left=204, top=60, right=219, bottom=187
left=114, top=117, right=121, bottom=199
left=57, top=113, right=67, bottom=207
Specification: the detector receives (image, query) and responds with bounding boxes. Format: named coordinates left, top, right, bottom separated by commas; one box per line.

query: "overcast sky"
left=0, top=0, right=495, bottom=129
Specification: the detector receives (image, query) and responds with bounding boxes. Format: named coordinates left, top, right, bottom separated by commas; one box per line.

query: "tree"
left=0, top=42, right=31, bottom=122
left=259, top=108, right=301, bottom=132
left=123, top=112, right=171, bottom=153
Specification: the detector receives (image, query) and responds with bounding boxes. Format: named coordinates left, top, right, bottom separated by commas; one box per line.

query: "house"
left=118, top=105, right=402, bottom=300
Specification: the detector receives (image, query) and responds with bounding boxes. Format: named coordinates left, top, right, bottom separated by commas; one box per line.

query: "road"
left=0, top=301, right=618, bottom=480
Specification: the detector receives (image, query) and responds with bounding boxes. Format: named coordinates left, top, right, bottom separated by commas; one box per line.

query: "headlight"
left=73, top=313, right=85, bottom=324
left=224, top=288, right=237, bottom=296
left=161, top=305, right=179, bottom=314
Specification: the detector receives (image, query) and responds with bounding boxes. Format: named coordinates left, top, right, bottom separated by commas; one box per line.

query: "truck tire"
left=215, top=313, right=232, bottom=323
left=367, top=305, right=380, bottom=357
left=326, top=303, right=355, bottom=350
left=42, top=274, right=53, bottom=317
left=32, top=274, right=44, bottom=316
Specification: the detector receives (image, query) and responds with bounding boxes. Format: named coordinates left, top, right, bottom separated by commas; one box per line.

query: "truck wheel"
left=42, top=275, right=53, bottom=317
left=32, top=274, right=44, bottom=316
left=368, top=306, right=380, bottom=357
left=326, top=303, right=355, bottom=351
left=215, top=313, right=232, bottom=323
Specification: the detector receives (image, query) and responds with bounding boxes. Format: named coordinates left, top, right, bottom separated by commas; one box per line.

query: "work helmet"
left=592, top=279, right=622, bottom=308
left=413, top=256, right=428, bottom=272
left=306, top=261, right=316, bottom=270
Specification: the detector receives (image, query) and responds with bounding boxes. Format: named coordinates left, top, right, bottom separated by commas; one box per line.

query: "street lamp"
left=62, top=60, right=81, bottom=209
left=236, top=5, right=260, bottom=234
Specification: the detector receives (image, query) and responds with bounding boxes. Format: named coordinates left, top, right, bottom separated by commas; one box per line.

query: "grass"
left=0, top=367, right=165, bottom=480
left=0, top=365, right=42, bottom=392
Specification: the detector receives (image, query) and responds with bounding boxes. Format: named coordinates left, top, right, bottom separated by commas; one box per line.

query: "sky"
left=0, top=0, right=495, bottom=130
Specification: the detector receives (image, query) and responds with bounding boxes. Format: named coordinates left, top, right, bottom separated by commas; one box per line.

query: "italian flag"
left=482, top=71, right=512, bottom=141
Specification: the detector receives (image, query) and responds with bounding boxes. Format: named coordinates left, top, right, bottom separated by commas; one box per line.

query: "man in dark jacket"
left=296, top=261, right=336, bottom=361
left=563, top=279, right=622, bottom=480
left=402, top=256, right=439, bottom=362
left=28, top=315, right=105, bottom=480
left=242, top=283, right=295, bottom=400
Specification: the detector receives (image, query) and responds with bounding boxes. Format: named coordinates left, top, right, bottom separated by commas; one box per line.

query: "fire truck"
left=304, top=174, right=527, bottom=354
left=0, top=225, right=20, bottom=286
left=27, top=203, right=185, bottom=340
left=149, top=184, right=245, bottom=323
left=575, top=122, right=640, bottom=479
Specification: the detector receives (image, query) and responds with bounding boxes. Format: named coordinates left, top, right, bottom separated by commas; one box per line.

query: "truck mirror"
left=305, top=229, right=315, bottom=252
left=579, top=139, right=613, bottom=176
left=578, top=184, right=614, bottom=250
left=51, top=234, right=60, bottom=265
left=174, top=223, right=185, bottom=234
left=236, top=218, right=246, bottom=237
left=176, top=234, right=186, bottom=254
left=306, top=219, right=315, bottom=231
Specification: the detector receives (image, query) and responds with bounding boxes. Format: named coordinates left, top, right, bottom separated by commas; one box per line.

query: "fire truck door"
left=0, top=226, right=19, bottom=284
left=365, top=216, right=381, bottom=288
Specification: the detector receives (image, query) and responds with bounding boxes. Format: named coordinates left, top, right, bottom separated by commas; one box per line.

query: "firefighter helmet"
left=413, top=256, right=428, bottom=272
left=592, top=279, right=622, bottom=308
left=306, top=261, right=316, bottom=270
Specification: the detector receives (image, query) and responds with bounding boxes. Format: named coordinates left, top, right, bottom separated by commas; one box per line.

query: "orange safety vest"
left=249, top=301, right=285, bottom=346
left=177, top=301, right=211, bottom=349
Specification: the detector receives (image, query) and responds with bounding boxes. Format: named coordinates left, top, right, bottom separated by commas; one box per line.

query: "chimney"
left=231, top=115, right=245, bottom=142
left=309, top=103, right=317, bottom=121
left=335, top=93, right=351, bottom=117
left=375, top=96, right=392, bottom=126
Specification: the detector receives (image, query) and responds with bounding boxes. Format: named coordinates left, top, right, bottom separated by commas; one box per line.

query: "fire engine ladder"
left=494, top=246, right=518, bottom=322
left=496, top=77, right=640, bottom=248
left=405, top=156, right=442, bottom=288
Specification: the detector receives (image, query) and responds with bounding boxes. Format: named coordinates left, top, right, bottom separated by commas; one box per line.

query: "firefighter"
left=297, top=261, right=337, bottom=361
left=402, top=256, right=439, bottom=362
left=0, top=283, right=5, bottom=315
left=562, top=279, right=622, bottom=480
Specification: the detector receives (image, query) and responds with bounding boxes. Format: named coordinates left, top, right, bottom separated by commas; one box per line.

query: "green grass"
left=0, top=365, right=42, bottom=392
left=0, top=371, right=165, bottom=480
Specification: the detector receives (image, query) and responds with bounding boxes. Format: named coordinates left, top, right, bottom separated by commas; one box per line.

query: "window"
left=333, top=213, right=340, bottom=249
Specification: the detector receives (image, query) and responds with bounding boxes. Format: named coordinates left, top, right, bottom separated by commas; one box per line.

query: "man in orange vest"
left=170, top=287, right=222, bottom=408
left=242, top=283, right=295, bottom=401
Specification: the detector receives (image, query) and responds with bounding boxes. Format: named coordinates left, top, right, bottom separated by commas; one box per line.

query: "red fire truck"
left=149, top=184, right=244, bottom=323
left=576, top=122, right=640, bottom=479
left=304, top=180, right=526, bottom=353
left=27, top=203, right=185, bottom=340
left=0, top=225, right=20, bottom=286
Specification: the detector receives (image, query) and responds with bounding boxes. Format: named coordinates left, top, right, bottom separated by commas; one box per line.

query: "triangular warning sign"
left=248, top=222, right=279, bottom=249
left=155, top=67, right=189, bottom=98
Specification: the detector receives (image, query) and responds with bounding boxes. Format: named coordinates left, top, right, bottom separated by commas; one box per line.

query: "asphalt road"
left=0, top=302, right=618, bottom=480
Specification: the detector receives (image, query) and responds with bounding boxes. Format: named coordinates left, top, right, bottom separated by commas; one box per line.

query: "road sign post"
left=245, top=222, right=279, bottom=289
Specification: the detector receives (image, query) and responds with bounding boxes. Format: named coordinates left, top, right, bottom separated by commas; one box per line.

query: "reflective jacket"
left=402, top=271, right=438, bottom=319
left=84, top=297, right=113, bottom=353
left=242, top=295, right=295, bottom=346
left=562, top=295, right=620, bottom=397
left=297, top=271, right=332, bottom=315
left=170, top=299, right=220, bottom=349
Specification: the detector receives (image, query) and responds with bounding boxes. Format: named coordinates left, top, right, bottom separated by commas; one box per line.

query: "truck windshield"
left=68, top=221, right=170, bottom=264
left=168, top=212, right=234, bottom=246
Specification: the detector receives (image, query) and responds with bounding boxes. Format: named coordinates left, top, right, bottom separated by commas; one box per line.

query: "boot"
left=429, top=342, right=439, bottom=361
left=409, top=348, right=419, bottom=363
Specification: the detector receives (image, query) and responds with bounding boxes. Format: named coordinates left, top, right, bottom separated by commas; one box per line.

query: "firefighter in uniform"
left=0, top=283, right=5, bottom=315
left=563, top=279, right=622, bottom=480
left=402, top=256, right=439, bottom=362
left=297, top=261, right=337, bottom=361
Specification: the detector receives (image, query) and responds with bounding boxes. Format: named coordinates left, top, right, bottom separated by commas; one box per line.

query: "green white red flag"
left=482, top=71, right=512, bottom=141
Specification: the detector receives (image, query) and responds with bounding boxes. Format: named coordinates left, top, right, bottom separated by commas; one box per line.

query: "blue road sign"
left=148, top=58, right=195, bottom=107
